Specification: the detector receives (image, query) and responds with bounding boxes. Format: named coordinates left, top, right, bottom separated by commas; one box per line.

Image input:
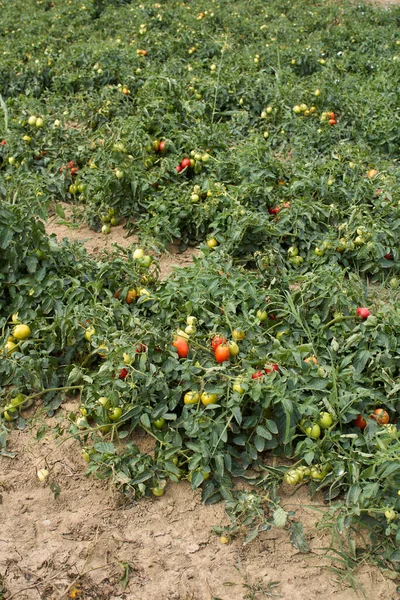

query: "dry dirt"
left=1, top=218, right=399, bottom=600
left=45, top=211, right=198, bottom=280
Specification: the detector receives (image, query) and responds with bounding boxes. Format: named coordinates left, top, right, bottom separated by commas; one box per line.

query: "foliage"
left=1, top=0, right=400, bottom=580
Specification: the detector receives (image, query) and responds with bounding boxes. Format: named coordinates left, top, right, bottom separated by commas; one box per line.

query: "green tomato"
left=151, top=486, right=165, bottom=497
left=384, top=508, right=397, bottom=521
left=153, top=418, right=165, bottom=430
left=232, top=381, right=245, bottom=394
left=97, top=396, right=110, bottom=408
left=310, top=467, right=325, bottom=480
left=133, top=248, right=144, bottom=259
left=138, top=255, right=152, bottom=268
left=108, top=407, right=123, bottom=421
left=276, top=329, right=289, bottom=340
left=228, top=341, right=240, bottom=356
left=257, top=309, right=268, bottom=322
left=304, top=423, right=321, bottom=439
left=318, top=412, right=333, bottom=429
left=284, top=470, right=300, bottom=485
left=4, top=407, right=19, bottom=421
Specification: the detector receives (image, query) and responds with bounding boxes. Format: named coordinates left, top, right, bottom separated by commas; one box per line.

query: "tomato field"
left=1, top=0, right=400, bottom=595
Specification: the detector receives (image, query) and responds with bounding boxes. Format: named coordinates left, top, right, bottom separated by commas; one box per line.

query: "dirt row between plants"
left=0, top=222, right=398, bottom=600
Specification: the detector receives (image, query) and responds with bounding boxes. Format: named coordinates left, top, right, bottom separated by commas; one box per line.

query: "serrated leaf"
left=94, top=442, right=115, bottom=454
left=273, top=506, right=288, bottom=529
left=289, top=522, right=309, bottom=553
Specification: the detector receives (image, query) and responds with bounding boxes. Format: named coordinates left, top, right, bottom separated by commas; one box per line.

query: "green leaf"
left=289, top=522, right=309, bottom=553
left=94, top=442, right=116, bottom=455
left=140, top=414, right=151, bottom=429
left=273, top=506, right=288, bottom=529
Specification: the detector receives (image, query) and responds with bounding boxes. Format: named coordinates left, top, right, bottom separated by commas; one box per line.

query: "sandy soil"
left=0, top=217, right=399, bottom=600
left=1, top=421, right=398, bottom=600
left=45, top=212, right=198, bottom=280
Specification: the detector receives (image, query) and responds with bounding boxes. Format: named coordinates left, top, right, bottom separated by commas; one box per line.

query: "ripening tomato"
left=126, top=289, right=137, bottom=304
left=201, top=392, right=218, bottom=405
left=12, top=324, right=31, bottom=340
left=354, top=414, right=367, bottom=429
left=181, top=158, right=191, bottom=169
left=356, top=307, right=370, bottom=320
left=159, top=141, right=166, bottom=152
left=211, top=335, right=226, bottom=351
left=214, top=344, right=230, bottom=363
left=252, top=371, right=264, bottom=379
left=173, top=337, right=189, bottom=358
left=119, top=368, right=128, bottom=380
left=371, top=408, right=390, bottom=425
left=136, top=343, right=147, bottom=353
left=232, top=329, right=246, bottom=341
left=184, top=391, right=200, bottom=404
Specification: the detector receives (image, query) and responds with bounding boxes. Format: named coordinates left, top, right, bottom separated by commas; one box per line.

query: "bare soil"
left=0, top=219, right=399, bottom=600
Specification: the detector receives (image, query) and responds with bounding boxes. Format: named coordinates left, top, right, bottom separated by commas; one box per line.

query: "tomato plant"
left=1, top=0, right=400, bottom=576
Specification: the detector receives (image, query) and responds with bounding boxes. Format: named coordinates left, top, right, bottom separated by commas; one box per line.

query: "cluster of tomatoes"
left=268, top=202, right=290, bottom=216
left=292, top=103, right=318, bottom=117
left=151, top=139, right=166, bottom=153
left=320, top=110, right=337, bottom=125
left=175, top=150, right=209, bottom=174
left=284, top=462, right=332, bottom=486
left=100, top=207, right=119, bottom=234
left=60, top=159, right=79, bottom=177
left=354, top=408, right=390, bottom=429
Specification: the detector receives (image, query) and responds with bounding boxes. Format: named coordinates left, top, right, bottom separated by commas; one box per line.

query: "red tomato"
left=173, top=337, right=189, bottom=358
left=67, top=160, right=76, bottom=169
left=159, top=141, right=166, bottom=152
left=176, top=165, right=182, bottom=173
left=329, top=119, right=336, bottom=125
left=354, top=414, right=367, bottom=429
left=70, top=167, right=79, bottom=175
left=181, top=158, right=191, bottom=169
left=211, top=335, right=226, bottom=351
left=268, top=206, right=280, bottom=215
left=384, top=252, right=393, bottom=260
left=356, top=307, right=371, bottom=320
left=371, top=408, right=389, bottom=425
left=265, top=364, right=279, bottom=374
left=214, top=344, right=230, bottom=363
left=136, top=343, right=147, bottom=353
left=119, top=368, right=128, bottom=380
left=252, top=371, right=264, bottom=379
left=327, top=111, right=335, bottom=119
left=269, top=314, right=276, bottom=321
left=0, top=140, right=6, bottom=146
